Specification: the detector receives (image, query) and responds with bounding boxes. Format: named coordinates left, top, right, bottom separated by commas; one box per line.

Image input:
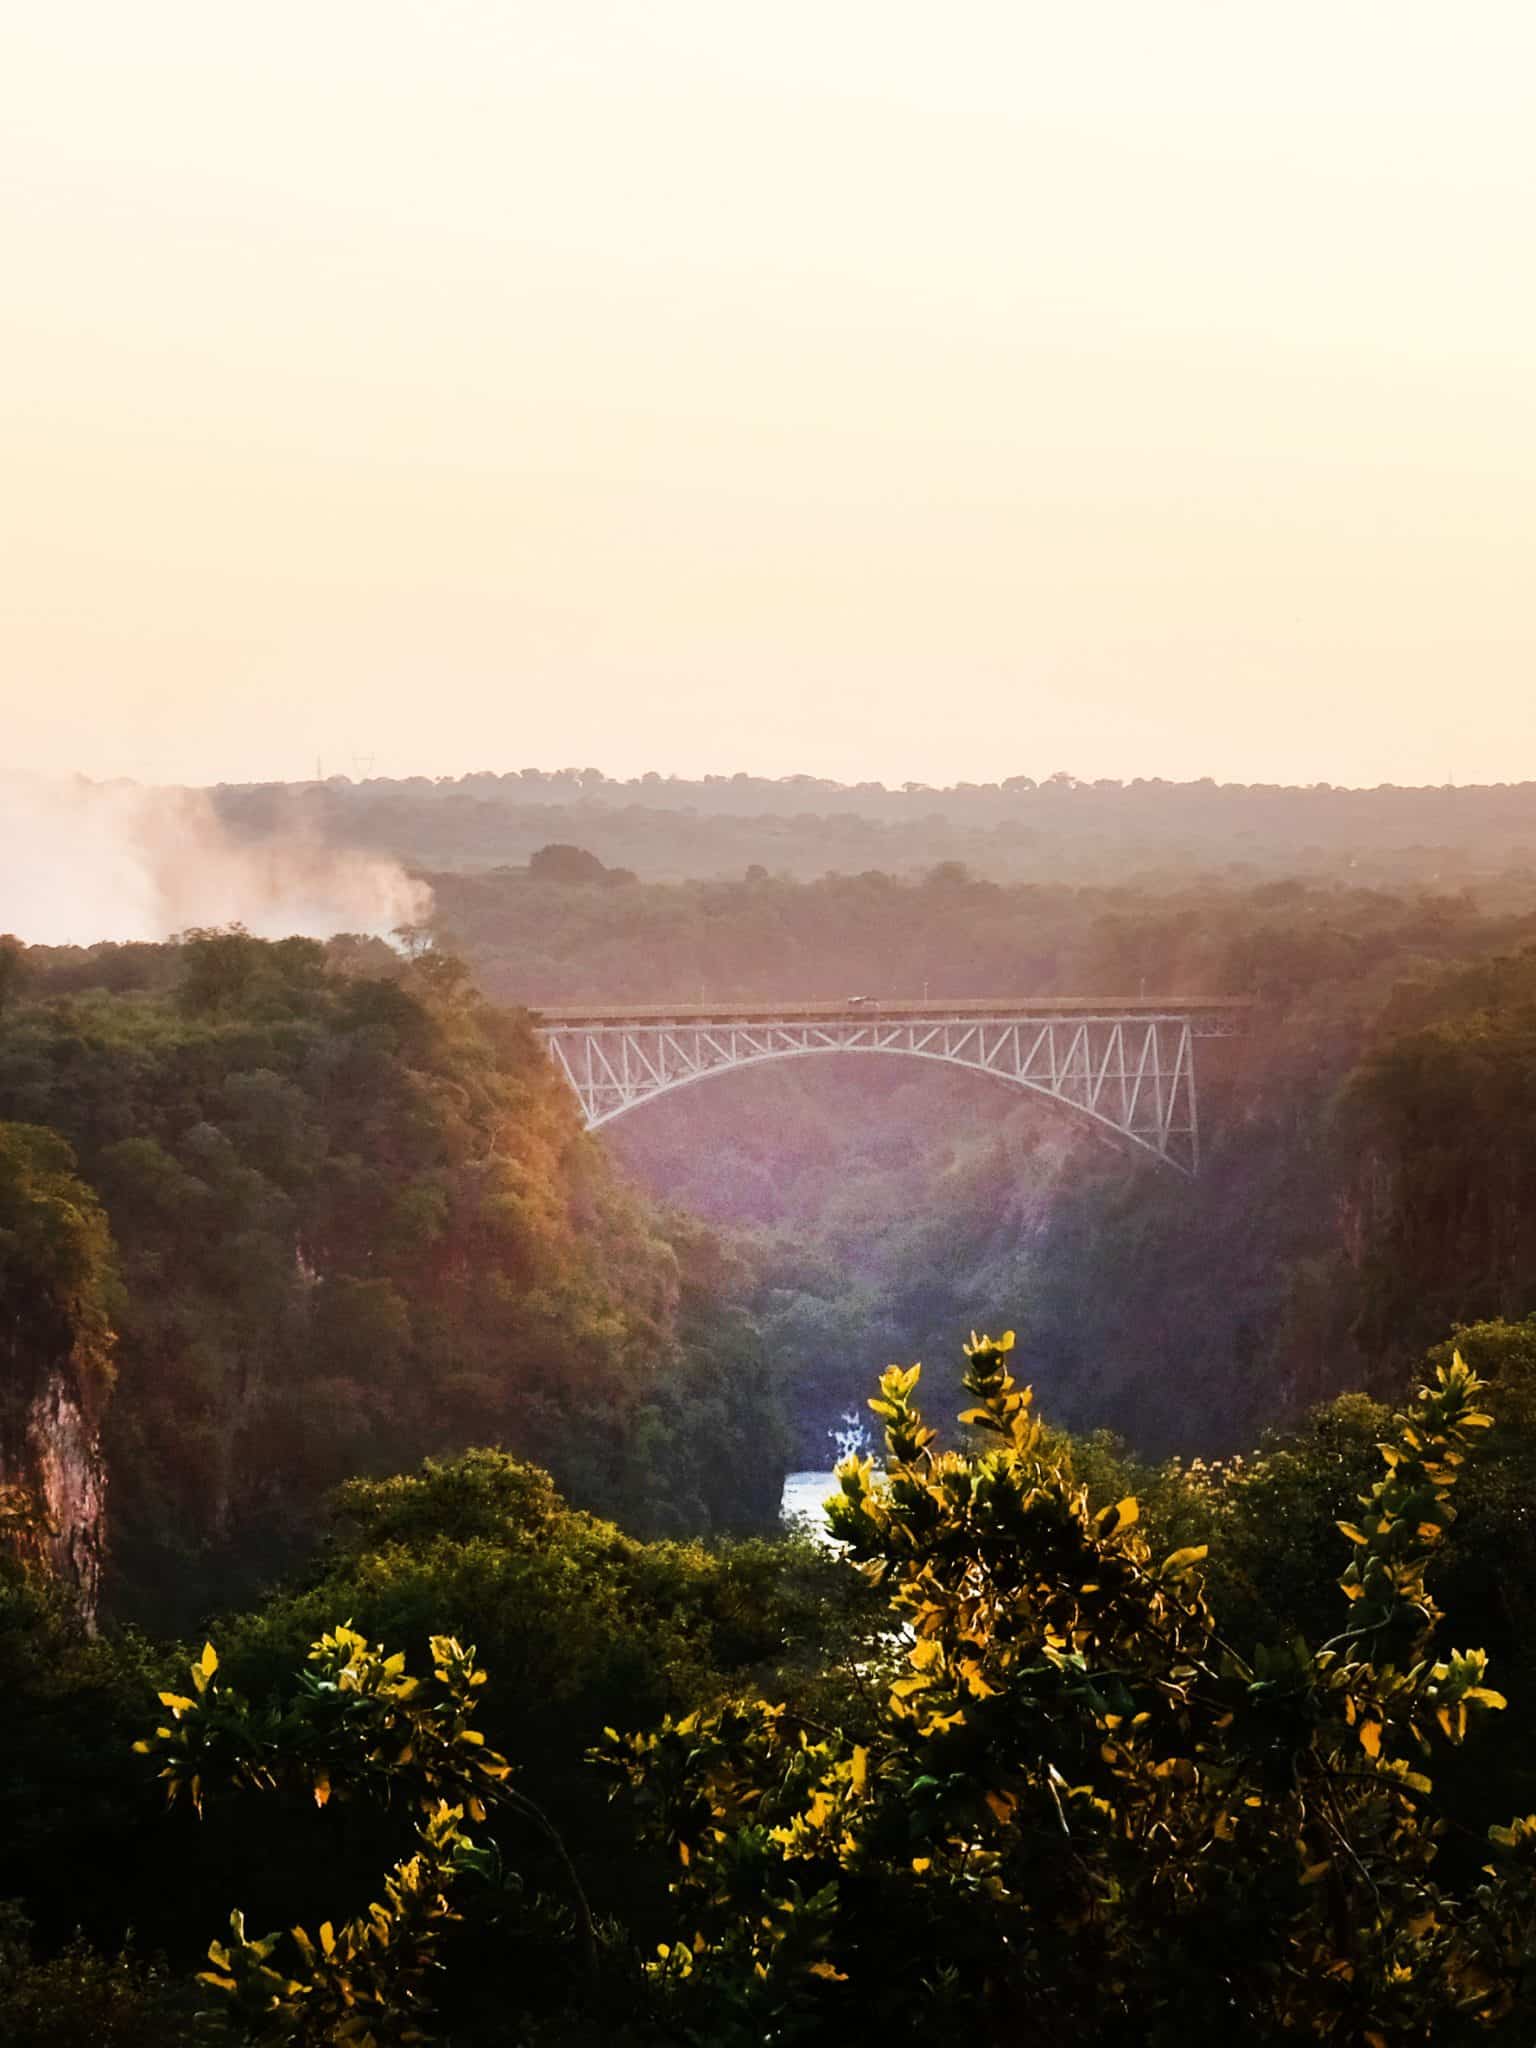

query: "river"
left=780, top=1468, right=838, bottom=1532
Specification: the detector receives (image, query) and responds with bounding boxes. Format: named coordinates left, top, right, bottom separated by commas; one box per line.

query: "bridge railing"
left=533, top=995, right=1254, bottom=1031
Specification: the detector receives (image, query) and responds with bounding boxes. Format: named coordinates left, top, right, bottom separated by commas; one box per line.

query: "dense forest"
left=0, top=932, right=787, bottom=1629
left=9, top=779, right=1536, bottom=2038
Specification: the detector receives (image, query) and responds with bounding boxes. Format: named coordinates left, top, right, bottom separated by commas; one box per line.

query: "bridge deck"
left=534, top=995, right=1255, bottom=1026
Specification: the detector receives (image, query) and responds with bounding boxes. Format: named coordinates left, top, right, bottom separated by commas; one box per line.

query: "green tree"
left=137, top=1625, right=576, bottom=2045
left=605, top=1334, right=1536, bottom=2045
left=0, top=1121, right=116, bottom=1402
left=0, top=936, right=27, bottom=1015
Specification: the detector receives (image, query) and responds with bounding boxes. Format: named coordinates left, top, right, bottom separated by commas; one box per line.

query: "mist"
left=0, top=776, right=432, bottom=945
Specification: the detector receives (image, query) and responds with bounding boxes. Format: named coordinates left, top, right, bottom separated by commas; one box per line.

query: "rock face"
left=0, top=1366, right=107, bottom=1621
left=0, top=1122, right=116, bottom=1626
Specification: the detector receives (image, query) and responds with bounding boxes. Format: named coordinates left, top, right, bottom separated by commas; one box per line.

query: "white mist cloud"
left=0, top=778, right=432, bottom=945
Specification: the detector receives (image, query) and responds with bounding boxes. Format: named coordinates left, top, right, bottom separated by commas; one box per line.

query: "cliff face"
left=0, top=1122, right=116, bottom=1625
left=0, top=1358, right=107, bottom=1621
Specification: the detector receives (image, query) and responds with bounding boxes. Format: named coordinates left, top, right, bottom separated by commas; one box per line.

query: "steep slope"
left=0, top=1123, right=115, bottom=1618
left=0, top=936, right=788, bottom=1626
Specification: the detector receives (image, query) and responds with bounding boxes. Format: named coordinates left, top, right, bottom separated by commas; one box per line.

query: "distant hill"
left=199, top=768, right=1536, bottom=889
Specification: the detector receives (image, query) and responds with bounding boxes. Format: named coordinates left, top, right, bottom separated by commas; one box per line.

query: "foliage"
left=0, top=935, right=27, bottom=1014
left=8, top=1317, right=1536, bottom=2041
left=604, top=1333, right=1536, bottom=2044
left=137, top=1626, right=540, bottom=2045
left=527, top=844, right=635, bottom=887
left=1350, top=988, right=1536, bottom=1360
left=202, top=1450, right=882, bottom=1954
left=0, top=935, right=791, bottom=1624
left=0, top=1905, right=193, bottom=2047
left=0, top=1120, right=117, bottom=1406
left=0, top=1448, right=876, bottom=2041
left=207, top=766, right=1536, bottom=891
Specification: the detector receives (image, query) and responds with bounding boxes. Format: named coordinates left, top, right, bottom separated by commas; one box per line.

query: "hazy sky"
left=5, top=2, right=1534, bottom=790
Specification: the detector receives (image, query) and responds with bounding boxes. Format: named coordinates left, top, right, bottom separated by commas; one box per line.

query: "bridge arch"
left=535, top=1000, right=1252, bottom=1176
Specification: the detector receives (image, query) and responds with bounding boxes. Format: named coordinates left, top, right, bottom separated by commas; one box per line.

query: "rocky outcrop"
left=0, top=1122, right=116, bottom=1626
left=0, top=1367, right=106, bottom=1621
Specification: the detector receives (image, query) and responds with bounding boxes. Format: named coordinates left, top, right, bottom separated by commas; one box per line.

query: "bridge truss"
left=536, top=1000, right=1251, bottom=1175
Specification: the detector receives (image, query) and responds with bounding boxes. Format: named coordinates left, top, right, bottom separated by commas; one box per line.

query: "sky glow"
left=4, top=2, right=1535, bottom=788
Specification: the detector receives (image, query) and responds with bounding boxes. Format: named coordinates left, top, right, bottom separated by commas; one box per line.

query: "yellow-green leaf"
left=1160, top=1545, right=1208, bottom=1577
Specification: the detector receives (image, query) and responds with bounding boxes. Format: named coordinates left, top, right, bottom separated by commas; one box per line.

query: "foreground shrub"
left=604, top=1334, right=1536, bottom=2045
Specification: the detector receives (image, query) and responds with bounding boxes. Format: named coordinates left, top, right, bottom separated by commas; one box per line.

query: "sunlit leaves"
left=136, top=1626, right=534, bottom=2042
left=604, top=1326, right=1536, bottom=2040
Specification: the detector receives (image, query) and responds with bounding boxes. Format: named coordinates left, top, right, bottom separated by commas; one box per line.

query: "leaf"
left=1466, top=1687, right=1508, bottom=1710
left=1160, top=1545, right=1208, bottom=1577
left=200, top=1641, right=219, bottom=1680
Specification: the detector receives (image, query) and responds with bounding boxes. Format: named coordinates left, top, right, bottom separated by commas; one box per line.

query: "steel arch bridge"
left=535, top=997, right=1253, bottom=1175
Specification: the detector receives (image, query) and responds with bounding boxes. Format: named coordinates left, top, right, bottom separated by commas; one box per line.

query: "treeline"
left=0, top=933, right=790, bottom=1629
left=428, top=862, right=1536, bottom=1007
left=193, top=768, right=1536, bottom=884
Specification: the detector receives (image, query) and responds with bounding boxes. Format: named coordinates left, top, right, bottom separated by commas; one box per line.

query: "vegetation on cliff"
left=0, top=932, right=789, bottom=1625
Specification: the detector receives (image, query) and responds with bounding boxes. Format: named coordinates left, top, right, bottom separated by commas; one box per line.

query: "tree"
left=176, top=926, right=267, bottom=1015
left=604, top=1334, right=1536, bottom=2045
left=0, top=936, right=26, bottom=1015
left=0, top=1122, right=116, bottom=1404
left=528, top=844, right=609, bottom=885
left=0, top=1907, right=186, bottom=2047
left=137, top=1625, right=587, bottom=2044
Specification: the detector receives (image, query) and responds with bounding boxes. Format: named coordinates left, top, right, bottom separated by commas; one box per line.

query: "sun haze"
left=5, top=1, right=1534, bottom=789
